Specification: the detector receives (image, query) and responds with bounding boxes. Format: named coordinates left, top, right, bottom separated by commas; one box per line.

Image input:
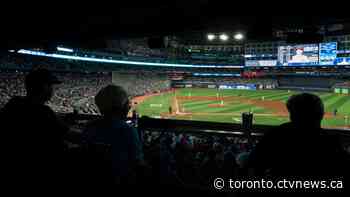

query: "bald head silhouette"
left=287, top=93, right=324, bottom=128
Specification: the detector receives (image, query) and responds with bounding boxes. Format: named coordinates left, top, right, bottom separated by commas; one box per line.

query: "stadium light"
left=234, top=33, right=244, bottom=40
left=219, top=34, right=229, bottom=41
left=207, top=34, right=216, bottom=41
left=57, top=46, right=74, bottom=53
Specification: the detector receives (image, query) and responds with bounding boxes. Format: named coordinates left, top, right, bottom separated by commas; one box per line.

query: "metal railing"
left=60, top=113, right=350, bottom=142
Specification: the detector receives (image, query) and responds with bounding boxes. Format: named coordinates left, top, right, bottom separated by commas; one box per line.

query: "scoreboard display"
left=319, top=42, right=337, bottom=65
left=335, top=57, right=350, bottom=65
left=246, top=42, right=344, bottom=67
left=277, top=44, right=319, bottom=66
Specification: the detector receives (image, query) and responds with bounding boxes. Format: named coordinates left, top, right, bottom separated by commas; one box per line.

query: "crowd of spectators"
left=112, top=71, right=171, bottom=97
left=2, top=52, right=350, bottom=194
left=1, top=68, right=350, bottom=195
left=141, top=130, right=256, bottom=187
left=0, top=71, right=26, bottom=108
left=0, top=70, right=111, bottom=114
left=63, top=85, right=350, bottom=193
left=0, top=52, right=176, bottom=114
left=115, top=38, right=171, bottom=58
left=105, top=38, right=244, bottom=66
left=0, top=69, right=170, bottom=115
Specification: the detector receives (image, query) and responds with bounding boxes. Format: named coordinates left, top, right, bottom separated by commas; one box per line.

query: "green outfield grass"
left=136, top=88, right=350, bottom=128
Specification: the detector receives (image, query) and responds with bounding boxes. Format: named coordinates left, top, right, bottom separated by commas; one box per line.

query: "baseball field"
left=134, top=88, right=350, bottom=129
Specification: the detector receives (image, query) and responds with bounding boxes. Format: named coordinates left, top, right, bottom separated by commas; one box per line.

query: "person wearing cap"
left=0, top=68, right=68, bottom=189
left=83, top=85, right=144, bottom=185
left=291, top=47, right=309, bottom=62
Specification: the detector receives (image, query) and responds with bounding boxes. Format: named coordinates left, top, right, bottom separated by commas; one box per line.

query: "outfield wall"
left=171, top=81, right=277, bottom=90
left=277, top=86, right=331, bottom=92
left=277, top=76, right=345, bottom=90
left=172, top=76, right=348, bottom=92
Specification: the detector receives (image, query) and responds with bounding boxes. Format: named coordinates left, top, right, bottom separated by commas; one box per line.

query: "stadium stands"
left=0, top=53, right=174, bottom=114
left=0, top=69, right=173, bottom=114
left=112, top=71, right=171, bottom=97
left=1, top=43, right=350, bottom=194
left=0, top=70, right=110, bottom=114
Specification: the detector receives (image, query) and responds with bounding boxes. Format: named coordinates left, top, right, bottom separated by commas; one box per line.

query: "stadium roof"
left=1, top=0, right=350, bottom=50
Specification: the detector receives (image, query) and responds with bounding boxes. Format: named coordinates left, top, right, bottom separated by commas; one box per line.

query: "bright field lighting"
left=234, top=33, right=244, bottom=40
left=219, top=34, right=229, bottom=41
left=57, top=47, right=74, bottom=52
left=207, top=34, right=216, bottom=41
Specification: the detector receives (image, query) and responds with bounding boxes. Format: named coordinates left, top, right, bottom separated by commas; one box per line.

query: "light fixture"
left=219, top=34, right=229, bottom=41
left=234, top=33, right=244, bottom=40
left=207, top=34, right=216, bottom=41
left=57, top=46, right=74, bottom=52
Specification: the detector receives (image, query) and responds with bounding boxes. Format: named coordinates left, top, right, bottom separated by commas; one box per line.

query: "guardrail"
left=59, top=113, right=350, bottom=142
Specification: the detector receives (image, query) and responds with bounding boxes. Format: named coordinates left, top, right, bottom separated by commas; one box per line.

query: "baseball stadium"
left=2, top=11, right=350, bottom=194
left=135, top=88, right=350, bottom=128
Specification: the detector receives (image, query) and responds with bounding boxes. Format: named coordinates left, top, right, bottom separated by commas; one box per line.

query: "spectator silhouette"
left=221, top=150, right=239, bottom=179
left=83, top=85, right=144, bottom=186
left=248, top=93, right=349, bottom=177
left=199, top=148, right=221, bottom=186
left=0, top=69, right=68, bottom=191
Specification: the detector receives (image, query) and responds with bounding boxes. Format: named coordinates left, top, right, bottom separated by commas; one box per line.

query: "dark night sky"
left=1, top=0, right=349, bottom=50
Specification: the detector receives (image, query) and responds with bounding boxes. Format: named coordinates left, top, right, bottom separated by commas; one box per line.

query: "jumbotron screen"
left=335, top=57, right=350, bottom=65
left=319, top=42, right=337, bottom=65
left=278, top=44, right=319, bottom=66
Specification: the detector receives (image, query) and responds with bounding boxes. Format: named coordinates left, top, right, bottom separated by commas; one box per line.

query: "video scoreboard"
left=245, top=42, right=350, bottom=67
left=277, top=44, right=319, bottom=66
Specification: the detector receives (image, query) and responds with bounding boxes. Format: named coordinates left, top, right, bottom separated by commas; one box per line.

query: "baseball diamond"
left=135, top=88, right=350, bottom=129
